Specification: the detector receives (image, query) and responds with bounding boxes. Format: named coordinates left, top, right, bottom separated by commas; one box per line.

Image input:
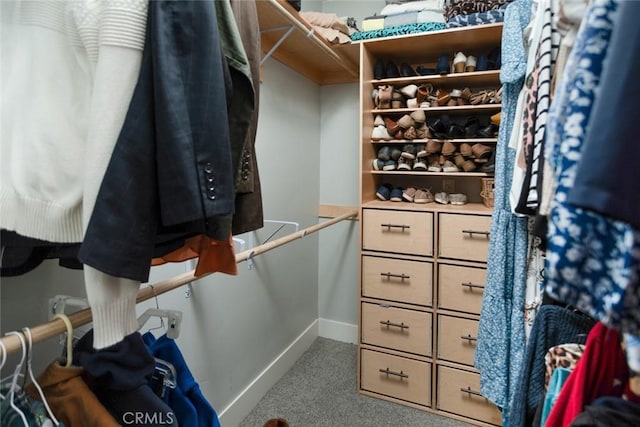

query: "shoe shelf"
left=370, top=138, right=498, bottom=144
left=369, top=104, right=502, bottom=115
left=256, top=0, right=359, bottom=85
left=362, top=199, right=492, bottom=214
left=371, top=171, right=491, bottom=177
left=370, top=70, right=501, bottom=87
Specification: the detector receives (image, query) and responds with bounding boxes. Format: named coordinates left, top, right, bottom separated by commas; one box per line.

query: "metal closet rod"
left=0, top=209, right=358, bottom=357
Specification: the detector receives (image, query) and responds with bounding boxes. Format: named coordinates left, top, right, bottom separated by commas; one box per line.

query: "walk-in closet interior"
left=1, top=0, right=639, bottom=426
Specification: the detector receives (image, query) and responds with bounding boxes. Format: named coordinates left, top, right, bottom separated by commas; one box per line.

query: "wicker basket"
left=480, top=178, right=495, bottom=208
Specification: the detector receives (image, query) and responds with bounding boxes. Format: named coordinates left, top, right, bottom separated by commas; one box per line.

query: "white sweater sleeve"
left=74, top=0, right=148, bottom=349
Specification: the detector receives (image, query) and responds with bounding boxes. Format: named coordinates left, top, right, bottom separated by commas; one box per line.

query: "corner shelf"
left=256, top=0, right=360, bottom=85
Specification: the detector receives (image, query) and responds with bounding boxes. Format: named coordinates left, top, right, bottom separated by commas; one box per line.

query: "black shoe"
left=374, top=58, right=385, bottom=79
left=448, top=123, right=465, bottom=139
left=488, top=46, right=501, bottom=70
left=400, top=62, right=417, bottom=77
left=464, top=117, right=480, bottom=138
left=477, top=123, right=498, bottom=138
left=386, top=61, right=400, bottom=78
left=428, top=115, right=451, bottom=139
left=416, top=65, right=437, bottom=76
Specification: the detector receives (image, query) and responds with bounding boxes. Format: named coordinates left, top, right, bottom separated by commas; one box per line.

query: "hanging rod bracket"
left=260, top=26, right=296, bottom=65
left=246, top=220, right=300, bottom=270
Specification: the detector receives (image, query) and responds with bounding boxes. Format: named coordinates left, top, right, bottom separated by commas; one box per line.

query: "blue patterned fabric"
left=445, top=9, right=505, bottom=28
left=474, top=0, right=531, bottom=423
left=544, top=0, right=640, bottom=338
left=349, top=22, right=445, bottom=41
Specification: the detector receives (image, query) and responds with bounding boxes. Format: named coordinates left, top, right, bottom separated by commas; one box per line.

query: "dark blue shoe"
left=386, top=61, right=400, bottom=78
left=436, top=54, right=450, bottom=75
left=416, top=65, right=437, bottom=76
left=390, top=187, right=404, bottom=202
left=400, top=62, right=417, bottom=77
left=488, top=46, right=501, bottom=70
left=374, top=58, right=385, bottom=79
left=376, top=184, right=392, bottom=201
left=476, top=54, right=489, bottom=71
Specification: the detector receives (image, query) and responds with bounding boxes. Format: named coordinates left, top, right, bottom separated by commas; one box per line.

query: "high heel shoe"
left=453, top=52, right=467, bottom=73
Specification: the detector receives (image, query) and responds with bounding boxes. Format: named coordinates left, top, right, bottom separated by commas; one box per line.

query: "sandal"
left=417, top=84, right=434, bottom=105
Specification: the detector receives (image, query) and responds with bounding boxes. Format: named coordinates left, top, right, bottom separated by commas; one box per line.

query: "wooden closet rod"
left=0, top=209, right=358, bottom=357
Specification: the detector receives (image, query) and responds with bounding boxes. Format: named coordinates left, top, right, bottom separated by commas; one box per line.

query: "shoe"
left=442, top=160, right=459, bottom=173
left=461, top=159, right=477, bottom=172
left=453, top=52, right=467, bottom=73
left=427, top=160, right=442, bottom=172
left=488, top=46, right=501, bottom=70
left=416, top=84, right=433, bottom=105
left=400, top=63, right=417, bottom=77
left=390, top=187, right=404, bottom=202
left=465, top=55, right=477, bottom=72
left=426, top=139, right=442, bottom=154
left=428, top=115, right=451, bottom=139
left=416, top=65, right=437, bottom=76
left=402, top=187, right=417, bottom=202
left=447, top=123, right=465, bottom=139
left=413, top=156, right=427, bottom=171
left=449, top=193, right=468, bottom=205
left=476, top=124, right=498, bottom=138
left=383, top=117, right=400, bottom=134
left=471, top=143, right=493, bottom=159
left=374, top=115, right=385, bottom=126
left=410, top=109, right=426, bottom=124
left=374, top=58, right=385, bottom=79
left=389, top=146, right=402, bottom=161
left=416, top=144, right=427, bottom=158
left=436, top=54, right=450, bottom=75
left=382, top=160, right=396, bottom=171
left=386, top=61, right=400, bottom=78
left=490, top=112, right=501, bottom=126
left=400, top=84, right=418, bottom=98
left=397, top=157, right=412, bottom=170
left=435, top=192, right=449, bottom=204
left=391, top=91, right=404, bottom=109
left=464, top=118, right=480, bottom=138
left=372, top=158, right=385, bottom=170
left=376, top=85, right=393, bottom=109
left=404, top=126, right=418, bottom=140
left=397, top=115, right=415, bottom=129
left=476, top=54, right=489, bottom=71
left=435, top=89, right=451, bottom=106
left=371, top=126, right=392, bottom=141
left=392, top=129, right=404, bottom=140
left=442, top=141, right=457, bottom=156
left=460, top=142, right=473, bottom=157
left=479, top=152, right=496, bottom=173
left=377, top=145, right=391, bottom=161
left=414, top=188, right=434, bottom=203
left=401, top=144, right=417, bottom=159
left=376, top=184, right=392, bottom=200
left=406, top=98, right=419, bottom=109
left=416, top=123, right=431, bottom=139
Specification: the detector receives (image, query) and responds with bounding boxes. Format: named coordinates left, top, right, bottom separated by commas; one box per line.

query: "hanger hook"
left=0, top=340, right=7, bottom=371
left=53, top=314, right=74, bottom=368
left=5, top=331, right=29, bottom=427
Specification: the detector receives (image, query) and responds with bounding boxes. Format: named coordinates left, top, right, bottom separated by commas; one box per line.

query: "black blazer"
left=80, top=1, right=235, bottom=282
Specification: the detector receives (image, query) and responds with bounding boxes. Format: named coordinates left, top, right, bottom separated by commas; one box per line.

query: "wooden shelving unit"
left=256, top=0, right=359, bottom=85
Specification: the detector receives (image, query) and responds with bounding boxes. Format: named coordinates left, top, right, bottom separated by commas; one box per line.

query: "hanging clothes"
left=474, top=0, right=531, bottom=421
left=543, top=0, right=640, bottom=338
left=143, top=333, right=222, bottom=427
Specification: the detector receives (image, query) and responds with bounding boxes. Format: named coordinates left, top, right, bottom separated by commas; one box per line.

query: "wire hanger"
left=5, top=331, right=29, bottom=427
left=23, top=327, right=60, bottom=425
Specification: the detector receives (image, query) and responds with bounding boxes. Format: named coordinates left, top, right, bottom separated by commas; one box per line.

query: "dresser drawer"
left=437, top=315, right=478, bottom=366
left=362, top=255, right=433, bottom=306
left=362, top=302, right=432, bottom=357
left=438, top=213, right=491, bottom=262
left=363, top=209, right=433, bottom=256
left=438, top=264, right=486, bottom=315
left=361, top=348, right=432, bottom=407
left=437, top=366, right=501, bottom=425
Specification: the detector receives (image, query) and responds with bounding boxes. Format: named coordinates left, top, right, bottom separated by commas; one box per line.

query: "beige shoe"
left=410, top=109, right=426, bottom=124
left=414, top=188, right=434, bottom=203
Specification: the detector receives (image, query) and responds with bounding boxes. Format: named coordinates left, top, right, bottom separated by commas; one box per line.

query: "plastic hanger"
left=137, top=308, right=183, bottom=339
left=53, top=313, right=74, bottom=367
left=5, top=331, right=29, bottom=427
left=23, top=327, right=60, bottom=425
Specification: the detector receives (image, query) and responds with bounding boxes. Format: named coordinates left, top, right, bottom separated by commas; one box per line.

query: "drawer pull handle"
left=462, top=229, right=490, bottom=239
left=461, top=282, right=485, bottom=291
left=460, top=334, right=477, bottom=343
left=379, top=368, right=409, bottom=379
left=380, top=320, right=410, bottom=330
left=381, top=223, right=410, bottom=231
left=380, top=272, right=410, bottom=281
left=460, top=387, right=484, bottom=397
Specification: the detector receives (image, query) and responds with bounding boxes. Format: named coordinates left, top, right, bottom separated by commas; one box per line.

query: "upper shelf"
left=256, top=0, right=360, bottom=85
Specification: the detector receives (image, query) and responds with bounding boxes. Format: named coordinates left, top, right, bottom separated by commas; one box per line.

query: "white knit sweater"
left=1, top=0, right=148, bottom=348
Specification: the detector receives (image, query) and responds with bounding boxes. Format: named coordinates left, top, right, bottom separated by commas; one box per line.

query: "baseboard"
left=318, top=318, right=358, bottom=344
left=218, top=319, right=319, bottom=427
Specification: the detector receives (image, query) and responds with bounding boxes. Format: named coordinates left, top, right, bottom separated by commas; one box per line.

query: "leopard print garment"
left=444, top=0, right=513, bottom=22
left=544, top=343, right=585, bottom=390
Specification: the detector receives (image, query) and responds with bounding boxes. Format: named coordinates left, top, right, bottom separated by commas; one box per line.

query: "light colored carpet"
left=239, top=337, right=471, bottom=427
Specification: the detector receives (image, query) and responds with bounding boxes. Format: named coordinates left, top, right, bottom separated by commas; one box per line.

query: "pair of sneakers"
left=435, top=192, right=467, bottom=205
